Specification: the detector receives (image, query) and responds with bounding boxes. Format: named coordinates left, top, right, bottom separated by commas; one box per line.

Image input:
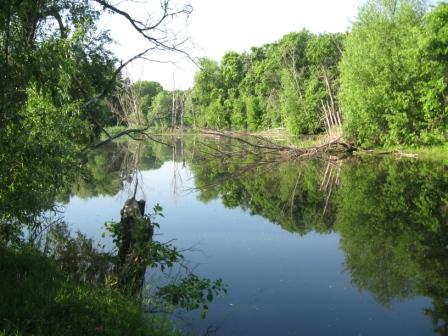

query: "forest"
left=142, top=0, right=448, bottom=148
left=2, top=0, right=446, bottom=160
left=0, top=0, right=447, bottom=334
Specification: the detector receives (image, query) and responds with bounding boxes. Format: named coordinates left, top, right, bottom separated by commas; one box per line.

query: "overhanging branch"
left=93, top=0, right=198, bottom=67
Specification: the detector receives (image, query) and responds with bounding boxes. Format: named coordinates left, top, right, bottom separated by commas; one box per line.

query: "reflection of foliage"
left=189, top=140, right=448, bottom=332
left=426, top=297, right=448, bottom=336
left=336, top=158, right=448, bottom=331
left=191, top=145, right=337, bottom=234
left=72, top=145, right=123, bottom=198
left=70, top=139, right=179, bottom=199
left=158, top=275, right=227, bottom=319
left=43, top=222, right=113, bottom=285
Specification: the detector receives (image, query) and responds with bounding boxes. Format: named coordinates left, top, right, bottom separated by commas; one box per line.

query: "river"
left=56, top=136, right=447, bottom=335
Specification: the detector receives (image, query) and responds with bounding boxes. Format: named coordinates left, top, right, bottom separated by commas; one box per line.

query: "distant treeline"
left=135, top=0, right=447, bottom=147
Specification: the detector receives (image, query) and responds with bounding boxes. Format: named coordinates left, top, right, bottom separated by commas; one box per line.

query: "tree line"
left=136, top=0, right=447, bottom=147
left=2, top=0, right=445, bottom=230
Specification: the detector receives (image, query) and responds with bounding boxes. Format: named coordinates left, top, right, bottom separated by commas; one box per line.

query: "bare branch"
left=84, top=46, right=156, bottom=108
left=87, top=126, right=150, bottom=150
left=198, top=129, right=292, bottom=151
left=93, top=0, right=198, bottom=67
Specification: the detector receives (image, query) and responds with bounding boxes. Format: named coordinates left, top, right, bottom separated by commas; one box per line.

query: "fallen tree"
left=197, top=129, right=357, bottom=161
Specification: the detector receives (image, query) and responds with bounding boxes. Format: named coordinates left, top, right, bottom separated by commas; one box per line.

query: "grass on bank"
left=255, top=128, right=448, bottom=160
left=394, top=142, right=448, bottom=161
left=104, top=125, right=448, bottom=162
left=353, top=142, right=448, bottom=162
left=0, top=245, right=184, bottom=336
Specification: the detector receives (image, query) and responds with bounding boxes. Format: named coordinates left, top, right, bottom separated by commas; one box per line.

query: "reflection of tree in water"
left=336, top=158, right=448, bottom=334
left=70, top=143, right=135, bottom=198
left=190, top=150, right=338, bottom=234
left=190, top=143, right=448, bottom=333
left=61, top=136, right=448, bottom=333
left=55, top=136, right=227, bottom=314
left=70, top=142, right=161, bottom=199
left=69, top=137, right=185, bottom=199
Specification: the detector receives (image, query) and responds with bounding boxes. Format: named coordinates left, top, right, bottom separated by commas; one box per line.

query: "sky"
left=102, top=0, right=364, bottom=89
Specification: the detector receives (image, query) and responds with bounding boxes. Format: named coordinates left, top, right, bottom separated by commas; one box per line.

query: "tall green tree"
left=416, top=2, right=448, bottom=143
left=191, top=58, right=227, bottom=128
left=132, top=80, right=163, bottom=121
left=148, top=90, right=172, bottom=128
left=190, top=31, right=344, bottom=135
left=0, top=0, right=193, bottom=236
left=339, top=0, right=447, bottom=146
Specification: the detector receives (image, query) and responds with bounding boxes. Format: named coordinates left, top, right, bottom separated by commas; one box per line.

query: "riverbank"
left=103, top=126, right=448, bottom=162
left=235, top=128, right=448, bottom=161
left=0, top=245, right=184, bottom=336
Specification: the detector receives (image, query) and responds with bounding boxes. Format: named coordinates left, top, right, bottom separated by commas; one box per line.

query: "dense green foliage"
left=0, top=0, right=118, bottom=233
left=0, top=0, right=117, bottom=135
left=339, top=0, right=448, bottom=146
left=169, top=0, right=447, bottom=148
left=0, top=245, right=185, bottom=336
left=133, top=81, right=164, bottom=120
left=189, top=31, right=344, bottom=134
left=148, top=89, right=189, bottom=129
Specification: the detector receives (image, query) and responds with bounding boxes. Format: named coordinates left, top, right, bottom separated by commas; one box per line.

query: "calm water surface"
left=63, top=137, right=447, bottom=335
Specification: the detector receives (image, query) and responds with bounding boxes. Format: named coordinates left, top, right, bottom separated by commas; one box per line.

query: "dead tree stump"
left=117, top=198, right=153, bottom=294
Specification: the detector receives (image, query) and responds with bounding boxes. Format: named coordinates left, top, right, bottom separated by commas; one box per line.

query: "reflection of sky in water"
left=64, top=161, right=434, bottom=336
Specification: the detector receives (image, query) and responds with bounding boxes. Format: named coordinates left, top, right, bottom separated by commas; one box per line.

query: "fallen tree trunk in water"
left=199, top=130, right=357, bottom=161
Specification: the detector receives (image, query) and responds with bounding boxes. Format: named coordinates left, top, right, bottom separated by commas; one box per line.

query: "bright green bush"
left=339, top=0, right=447, bottom=147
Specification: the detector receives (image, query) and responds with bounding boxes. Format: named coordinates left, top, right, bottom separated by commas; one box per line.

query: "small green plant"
left=158, top=275, right=227, bottom=319
left=104, top=203, right=227, bottom=317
